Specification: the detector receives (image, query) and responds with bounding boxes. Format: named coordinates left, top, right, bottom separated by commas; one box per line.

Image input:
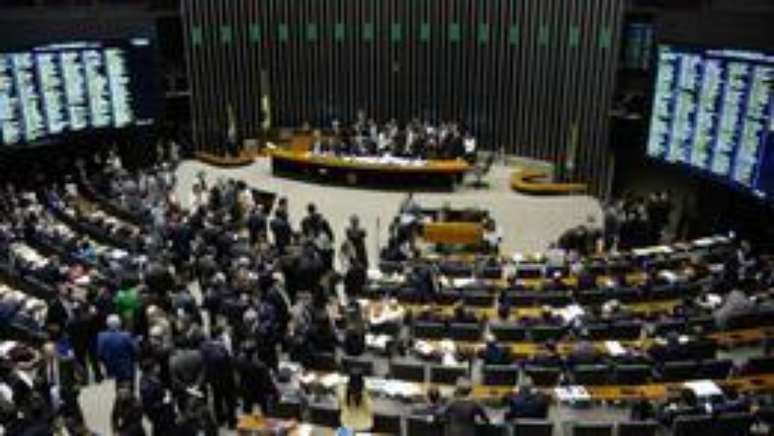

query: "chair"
left=512, top=419, right=553, bottom=436
left=414, top=322, right=447, bottom=340
left=610, top=321, right=643, bottom=340
left=406, top=415, right=444, bottom=436
left=308, top=403, right=340, bottom=428
left=577, top=290, right=606, bottom=306
left=491, top=323, right=527, bottom=342
left=742, top=355, right=774, bottom=375
left=482, top=365, right=520, bottom=386
left=617, top=421, right=658, bottom=436
left=379, top=261, right=403, bottom=275
left=699, top=359, right=733, bottom=379
left=341, top=356, right=374, bottom=376
left=586, top=323, right=612, bottom=340
left=572, top=421, right=614, bottom=436
left=572, top=364, right=610, bottom=386
left=470, top=153, right=495, bottom=188
left=524, top=365, right=562, bottom=387
left=475, top=422, right=508, bottom=436
left=530, top=325, right=565, bottom=342
left=615, top=364, right=652, bottom=385
left=659, top=361, right=700, bottom=382
left=449, top=323, right=482, bottom=341
left=269, top=397, right=302, bottom=420
left=672, top=415, right=713, bottom=436
left=715, top=412, right=754, bottom=436
left=372, top=413, right=402, bottom=434
left=390, top=359, right=426, bottom=382
left=462, top=291, right=495, bottom=307
left=304, top=352, right=338, bottom=372
left=429, top=364, right=468, bottom=384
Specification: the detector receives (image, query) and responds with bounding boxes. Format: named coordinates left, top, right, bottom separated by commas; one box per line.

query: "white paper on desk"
left=658, top=270, right=678, bottom=283
left=605, top=341, right=626, bottom=356
left=511, top=253, right=525, bottom=263
left=296, top=423, right=314, bottom=436
left=320, top=373, right=345, bottom=389
left=367, top=269, right=384, bottom=281
left=683, top=380, right=723, bottom=398
left=366, top=333, right=391, bottom=351
left=558, top=305, right=585, bottom=323
left=452, top=278, right=476, bottom=288
left=0, top=341, right=18, bottom=358
left=298, top=372, right=316, bottom=386
left=414, top=340, right=435, bottom=356
left=279, top=361, right=302, bottom=374
left=381, top=380, right=422, bottom=398
left=74, top=275, right=91, bottom=286
left=554, top=386, right=591, bottom=402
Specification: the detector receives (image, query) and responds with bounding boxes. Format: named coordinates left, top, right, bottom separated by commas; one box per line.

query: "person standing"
left=97, top=315, right=137, bottom=387
left=441, top=378, right=489, bottom=436
left=345, top=214, right=368, bottom=269
left=337, top=369, right=373, bottom=432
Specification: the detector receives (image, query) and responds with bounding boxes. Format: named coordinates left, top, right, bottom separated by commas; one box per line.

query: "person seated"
left=450, top=302, right=478, bottom=325
left=504, top=379, right=549, bottom=420
left=658, top=389, right=706, bottom=427
left=566, top=339, right=602, bottom=369
left=342, top=325, right=366, bottom=357
left=528, top=341, right=563, bottom=368
left=480, top=333, right=512, bottom=365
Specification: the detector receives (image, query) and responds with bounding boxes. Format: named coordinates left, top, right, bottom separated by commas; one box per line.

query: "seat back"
left=615, top=364, right=652, bottom=385
left=715, top=412, right=754, bottom=436
left=491, top=323, right=527, bottom=342
left=672, top=415, right=713, bottom=436
left=699, top=358, right=733, bottom=379
left=269, top=397, right=302, bottom=420
left=413, top=321, right=447, bottom=340
left=406, top=415, right=444, bottom=436
left=617, top=421, right=659, bottom=436
left=530, top=325, right=565, bottom=342
left=524, top=365, right=562, bottom=387
left=308, top=403, right=340, bottom=428
left=660, top=361, right=700, bottom=382
left=482, top=365, right=520, bottom=386
left=572, top=364, right=610, bottom=386
left=475, top=422, right=507, bottom=436
left=429, top=364, right=468, bottom=384
left=390, top=360, right=426, bottom=383
left=743, top=355, right=774, bottom=375
left=572, top=421, right=614, bottom=436
left=512, top=419, right=553, bottom=436
left=305, top=352, right=338, bottom=372
left=611, top=321, right=643, bottom=340
left=462, top=291, right=495, bottom=307
left=341, top=356, right=374, bottom=376
left=449, top=322, right=482, bottom=341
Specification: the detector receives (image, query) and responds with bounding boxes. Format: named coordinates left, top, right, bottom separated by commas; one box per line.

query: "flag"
left=261, top=94, right=272, bottom=131
left=566, top=122, right=579, bottom=176
left=227, top=103, right=237, bottom=144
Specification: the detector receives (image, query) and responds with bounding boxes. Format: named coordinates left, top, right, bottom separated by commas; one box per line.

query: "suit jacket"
left=505, top=391, right=549, bottom=420
left=97, top=330, right=136, bottom=381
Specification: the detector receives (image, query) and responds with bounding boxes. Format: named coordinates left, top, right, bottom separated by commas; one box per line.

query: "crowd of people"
left=310, top=112, right=478, bottom=162
left=0, top=146, right=773, bottom=436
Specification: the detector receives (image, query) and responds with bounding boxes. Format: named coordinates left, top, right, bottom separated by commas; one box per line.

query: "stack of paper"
left=554, top=386, right=591, bottom=402
left=683, top=380, right=723, bottom=398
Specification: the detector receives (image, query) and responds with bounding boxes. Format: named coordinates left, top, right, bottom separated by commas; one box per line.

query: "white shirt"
left=464, top=137, right=477, bottom=154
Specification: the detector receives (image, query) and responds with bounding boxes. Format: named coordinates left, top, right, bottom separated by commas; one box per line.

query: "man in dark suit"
left=480, top=334, right=512, bottom=366
left=504, top=381, right=549, bottom=420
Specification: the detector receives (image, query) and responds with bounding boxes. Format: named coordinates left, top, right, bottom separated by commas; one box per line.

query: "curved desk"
left=510, top=169, right=587, bottom=195
left=268, top=149, right=470, bottom=191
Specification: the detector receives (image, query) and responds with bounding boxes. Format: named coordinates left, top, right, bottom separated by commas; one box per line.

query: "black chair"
left=449, top=323, right=482, bottom=341
left=305, top=352, right=338, bottom=372
left=742, top=355, right=774, bottom=375
left=308, top=403, right=340, bottom=428
left=390, top=360, right=426, bottom=383
left=491, top=323, right=527, bottom=342
left=475, top=422, right=507, bottom=436
left=577, top=290, right=606, bottom=306
left=429, top=364, right=468, bottom=384
left=372, top=413, right=402, bottom=434
left=269, top=397, right=302, bottom=420
left=672, top=415, right=713, bottom=436
left=586, top=323, right=612, bottom=340
left=437, top=291, right=461, bottom=305
left=414, top=322, right=447, bottom=340
left=610, top=321, right=643, bottom=340
left=370, top=320, right=400, bottom=336
left=341, top=356, right=374, bottom=376
left=715, top=412, right=754, bottom=436
left=462, top=291, right=495, bottom=307
left=482, top=365, right=520, bottom=386
left=406, top=415, right=444, bottom=436
left=524, top=365, right=562, bottom=387
left=617, top=421, right=659, bottom=436
left=659, top=360, right=700, bottom=382
left=573, top=421, right=614, bottom=436
left=515, top=265, right=544, bottom=279
left=700, top=359, right=733, bottom=379
left=379, top=261, right=403, bottom=275
left=572, top=364, right=610, bottom=386
left=615, top=364, right=652, bottom=385
left=512, top=419, right=553, bottom=436
left=530, top=325, right=564, bottom=342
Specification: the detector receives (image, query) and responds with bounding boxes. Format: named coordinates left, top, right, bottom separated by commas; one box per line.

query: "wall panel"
left=182, top=0, right=624, bottom=196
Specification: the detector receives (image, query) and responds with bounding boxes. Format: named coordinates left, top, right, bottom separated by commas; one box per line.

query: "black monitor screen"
left=646, top=44, right=774, bottom=199
left=0, top=38, right=159, bottom=147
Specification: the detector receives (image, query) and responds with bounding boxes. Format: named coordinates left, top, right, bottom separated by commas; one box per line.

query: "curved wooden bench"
left=510, top=169, right=587, bottom=195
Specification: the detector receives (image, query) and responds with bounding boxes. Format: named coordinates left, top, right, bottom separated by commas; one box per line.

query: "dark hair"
left=346, top=370, right=365, bottom=407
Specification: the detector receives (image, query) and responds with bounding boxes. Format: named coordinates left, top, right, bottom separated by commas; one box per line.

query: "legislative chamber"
left=0, top=1, right=773, bottom=436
